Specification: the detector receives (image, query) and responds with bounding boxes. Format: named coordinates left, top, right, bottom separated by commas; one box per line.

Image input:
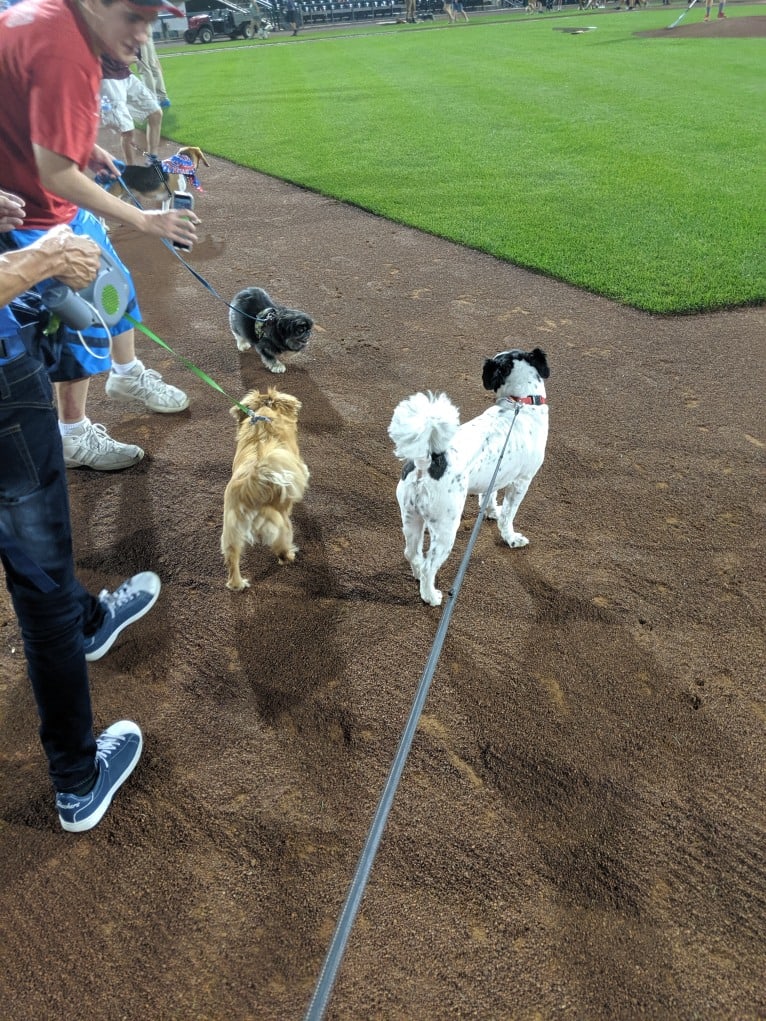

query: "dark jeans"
left=0, top=341, right=103, bottom=793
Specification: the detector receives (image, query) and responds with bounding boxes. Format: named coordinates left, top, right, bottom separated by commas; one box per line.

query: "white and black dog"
left=229, top=286, right=314, bottom=374
left=388, top=347, right=550, bottom=606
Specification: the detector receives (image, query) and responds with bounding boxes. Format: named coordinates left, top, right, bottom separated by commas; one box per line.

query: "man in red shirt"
left=0, top=0, right=200, bottom=470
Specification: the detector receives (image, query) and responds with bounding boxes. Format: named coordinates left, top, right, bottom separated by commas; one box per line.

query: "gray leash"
left=304, top=403, right=521, bottom=1021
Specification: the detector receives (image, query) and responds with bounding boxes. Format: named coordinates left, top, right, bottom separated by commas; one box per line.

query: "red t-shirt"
left=0, top=0, right=101, bottom=228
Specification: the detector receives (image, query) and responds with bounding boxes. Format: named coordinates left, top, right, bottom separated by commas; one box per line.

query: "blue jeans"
left=0, top=338, right=103, bottom=793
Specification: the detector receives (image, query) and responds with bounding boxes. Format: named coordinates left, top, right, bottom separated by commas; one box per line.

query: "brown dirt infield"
left=636, top=11, right=766, bottom=36
left=1, top=133, right=764, bottom=1019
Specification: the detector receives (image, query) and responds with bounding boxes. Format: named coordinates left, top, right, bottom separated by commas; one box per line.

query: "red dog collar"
left=506, top=395, right=547, bottom=406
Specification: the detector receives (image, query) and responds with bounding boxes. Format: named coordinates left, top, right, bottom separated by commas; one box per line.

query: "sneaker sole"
left=85, top=580, right=161, bottom=662
left=64, top=451, right=144, bottom=471
left=59, top=726, right=143, bottom=832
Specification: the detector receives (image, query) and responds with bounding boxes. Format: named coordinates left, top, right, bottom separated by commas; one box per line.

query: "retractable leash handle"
left=39, top=283, right=94, bottom=331
left=39, top=247, right=131, bottom=330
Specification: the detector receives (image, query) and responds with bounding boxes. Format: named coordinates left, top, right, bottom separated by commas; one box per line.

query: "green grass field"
left=158, top=6, right=766, bottom=313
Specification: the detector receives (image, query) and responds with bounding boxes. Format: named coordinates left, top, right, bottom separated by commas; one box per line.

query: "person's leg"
left=55, top=376, right=90, bottom=425
left=101, top=79, right=136, bottom=158
left=121, top=129, right=138, bottom=165
left=1, top=339, right=151, bottom=830
left=125, top=75, right=162, bottom=161
left=144, top=108, right=163, bottom=159
left=0, top=352, right=98, bottom=792
left=141, top=35, right=169, bottom=104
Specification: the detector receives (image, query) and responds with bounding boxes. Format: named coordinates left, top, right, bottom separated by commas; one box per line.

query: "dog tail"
left=227, top=450, right=309, bottom=510
left=388, top=391, right=460, bottom=461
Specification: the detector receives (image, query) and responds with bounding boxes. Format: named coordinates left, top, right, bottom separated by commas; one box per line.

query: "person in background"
left=283, top=0, right=300, bottom=34
left=703, top=0, right=725, bottom=19
left=136, top=28, right=170, bottom=108
left=0, top=189, right=161, bottom=832
left=100, top=53, right=164, bottom=165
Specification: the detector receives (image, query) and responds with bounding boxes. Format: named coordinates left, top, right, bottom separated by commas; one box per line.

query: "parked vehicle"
left=184, top=2, right=255, bottom=42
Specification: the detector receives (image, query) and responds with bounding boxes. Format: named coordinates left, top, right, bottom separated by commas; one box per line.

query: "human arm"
left=33, top=145, right=199, bottom=249
left=0, top=219, right=101, bottom=308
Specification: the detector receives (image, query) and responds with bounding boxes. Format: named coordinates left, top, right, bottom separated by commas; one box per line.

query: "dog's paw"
left=506, top=532, right=529, bottom=548
left=236, top=339, right=253, bottom=352
left=226, top=576, right=251, bottom=590
left=420, top=583, right=443, bottom=607
left=265, top=360, right=287, bottom=374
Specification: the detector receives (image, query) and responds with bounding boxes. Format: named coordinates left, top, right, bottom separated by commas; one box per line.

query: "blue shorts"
left=12, top=209, right=142, bottom=382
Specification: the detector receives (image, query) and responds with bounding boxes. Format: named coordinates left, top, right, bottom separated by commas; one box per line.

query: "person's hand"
left=31, top=225, right=101, bottom=290
left=0, top=189, right=25, bottom=233
left=139, top=207, right=200, bottom=249
left=87, top=144, right=121, bottom=180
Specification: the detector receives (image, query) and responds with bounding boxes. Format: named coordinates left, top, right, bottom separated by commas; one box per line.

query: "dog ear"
left=482, top=356, right=502, bottom=392
left=269, top=391, right=302, bottom=417
left=231, top=390, right=264, bottom=422
left=528, top=347, right=550, bottom=379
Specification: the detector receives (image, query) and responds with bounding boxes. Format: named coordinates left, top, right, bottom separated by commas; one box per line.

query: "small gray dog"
left=229, top=286, right=314, bottom=374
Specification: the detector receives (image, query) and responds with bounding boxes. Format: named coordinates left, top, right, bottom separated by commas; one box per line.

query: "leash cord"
left=304, top=405, right=521, bottom=1021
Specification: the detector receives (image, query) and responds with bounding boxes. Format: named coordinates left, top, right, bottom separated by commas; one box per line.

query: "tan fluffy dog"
left=221, top=389, right=310, bottom=591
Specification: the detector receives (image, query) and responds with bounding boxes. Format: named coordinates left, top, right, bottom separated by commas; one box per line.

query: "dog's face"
left=230, top=388, right=303, bottom=428
left=257, top=307, right=314, bottom=354
left=482, top=347, right=550, bottom=393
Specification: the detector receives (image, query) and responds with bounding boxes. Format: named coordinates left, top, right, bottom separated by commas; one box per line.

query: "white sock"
left=111, top=358, right=139, bottom=376
left=59, top=417, right=89, bottom=437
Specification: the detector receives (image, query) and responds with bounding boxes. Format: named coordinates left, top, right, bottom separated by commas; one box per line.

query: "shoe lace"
left=96, top=732, right=123, bottom=759
left=84, top=422, right=119, bottom=451
left=135, top=367, right=170, bottom=392
left=97, top=579, right=139, bottom=617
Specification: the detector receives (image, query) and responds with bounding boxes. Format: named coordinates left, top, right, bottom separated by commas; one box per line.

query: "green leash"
left=126, top=314, right=267, bottom=423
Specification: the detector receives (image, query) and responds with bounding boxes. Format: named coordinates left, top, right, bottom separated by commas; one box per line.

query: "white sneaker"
left=105, top=360, right=190, bottom=413
left=62, top=420, right=144, bottom=471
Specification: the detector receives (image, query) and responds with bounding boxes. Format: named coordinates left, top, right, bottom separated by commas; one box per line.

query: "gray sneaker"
left=62, top=420, right=144, bottom=471
left=105, top=360, right=190, bottom=413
